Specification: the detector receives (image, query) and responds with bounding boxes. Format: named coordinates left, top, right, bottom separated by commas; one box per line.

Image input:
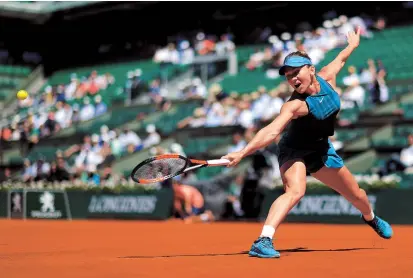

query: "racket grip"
left=207, top=159, right=230, bottom=166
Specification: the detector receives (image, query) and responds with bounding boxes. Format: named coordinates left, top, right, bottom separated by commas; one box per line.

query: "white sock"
left=363, top=211, right=375, bottom=221
left=260, top=225, right=275, bottom=239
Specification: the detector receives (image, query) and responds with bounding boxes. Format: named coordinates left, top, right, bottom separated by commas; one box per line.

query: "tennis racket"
left=130, top=153, right=230, bottom=184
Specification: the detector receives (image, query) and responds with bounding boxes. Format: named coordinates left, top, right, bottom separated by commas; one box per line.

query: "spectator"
left=65, top=74, right=78, bottom=100
left=342, top=65, right=365, bottom=108
left=178, top=40, right=195, bottom=65
left=41, top=111, right=60, bottom=136
left=110, top=129, right=123, bottom=158
left=79, top=98, right=95, bottom=122
left=118, top=127, right=141, bottom=153
left=227, top=132, right=247, bottom=153
left=94, top=95, right=107, bottom=117
left=177, top=107, right=207, bottom=129
left=215, top=34, right=236, bottom=55
left=222, top=174, right=245, bottom=219
left=47, top=157, right=71, bottom=182
left=33, top=159, right=51, bottom=181
left=236, top=98, right=254, bottom=129
left=0, top=167, right=11, bottom=183
left=153, top=43, right=179, bottom=64
left=100, top=125, right=115, bottom=143
left=22, top=159, right=35, bottom=182
left=142, top=124, right=161, bottom=148
left=55, top=101, right=67, bottom=128
left=400, top=134, right=413, bottom=170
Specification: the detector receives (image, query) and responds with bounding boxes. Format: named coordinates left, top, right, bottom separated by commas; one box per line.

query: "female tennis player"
left=221, top=27, right=393, bottom=258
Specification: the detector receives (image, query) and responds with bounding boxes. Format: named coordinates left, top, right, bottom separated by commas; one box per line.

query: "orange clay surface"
left=0, top=219, right=412, bottom=278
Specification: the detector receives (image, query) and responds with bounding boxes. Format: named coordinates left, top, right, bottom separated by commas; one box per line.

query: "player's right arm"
left=318, top=26, right=360, bottom=88
left=222, top=99, right=308, bottom=167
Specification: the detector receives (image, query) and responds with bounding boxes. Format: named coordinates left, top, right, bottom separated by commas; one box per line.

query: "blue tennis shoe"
left=248, top=237, right=280, bottom=258
left=363, top=215, right=393, bottom=239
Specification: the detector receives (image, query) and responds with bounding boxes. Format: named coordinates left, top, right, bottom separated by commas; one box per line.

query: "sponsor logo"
left=31, top=191, right=62, bottom=218
left=88, top=195, right=157, bottom=214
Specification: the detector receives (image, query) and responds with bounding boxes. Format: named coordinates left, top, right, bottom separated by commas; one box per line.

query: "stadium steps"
left=39, top=61, right=189, bottom=106
left=345, top=149, right=378, bottom=174
left=343, top=125, right=392, bottom=152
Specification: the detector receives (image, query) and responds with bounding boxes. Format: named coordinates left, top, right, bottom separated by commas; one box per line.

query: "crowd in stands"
left=2, top=13, right=412, bottom=195
left=15, top=122, right=163, bottom=186
left=153, top=33, right=236, bottom=65
left=177, top=83, right=288, bottom=130
left=377, top=134, right=413, bottom=177
left=2, top=71, right=115, bottom=152
left=340, top=58, right=389, bottom=109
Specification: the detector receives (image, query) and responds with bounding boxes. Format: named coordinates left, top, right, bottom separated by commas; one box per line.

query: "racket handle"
left=207, top=159, right=230, bottom=166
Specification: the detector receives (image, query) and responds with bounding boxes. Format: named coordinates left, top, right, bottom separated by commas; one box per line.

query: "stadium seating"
left=317, top=25, right=413, bottom=87
left=40, top=61, right=189, bottom=105
left=3, top=24, right=413, bottom=186
left=0, top=64, right=32, bottom=104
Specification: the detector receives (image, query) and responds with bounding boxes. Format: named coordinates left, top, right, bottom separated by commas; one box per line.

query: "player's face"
left=284, top=65, right=314, bottom=94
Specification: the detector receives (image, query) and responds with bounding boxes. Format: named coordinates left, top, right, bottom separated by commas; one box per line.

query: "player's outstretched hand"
left=347, top=26, right=361, bottom=49
left=221, top=151, right=244, bottom=167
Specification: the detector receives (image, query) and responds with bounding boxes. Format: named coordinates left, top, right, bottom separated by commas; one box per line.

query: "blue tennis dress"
left=278, top=75, right=344, bottom=173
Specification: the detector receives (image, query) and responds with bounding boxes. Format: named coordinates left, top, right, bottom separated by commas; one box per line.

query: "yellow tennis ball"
left=17, top=90, right=28, bottom=100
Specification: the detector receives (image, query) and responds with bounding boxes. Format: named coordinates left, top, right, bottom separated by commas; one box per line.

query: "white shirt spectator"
left=205, top=102, right=225, bottom=127
left=75, top=149, right=88, bottom=169
left=33, top=112, right=48, bottom=129
left=31, top=162, right=50, bottom=177
left=143, top=124, right=161, bottom=148
left=100, top=126, right=116, bottom=143
left=86, top=149, right=104, bottom=167
left=95, top=75, right=107, bottom=89
left=118, top=130, right=141, bottom=148
left=215, top=39, right=235, bottom=55
left=343, top=73, right=365, bottom=107
left=400, top=145, right=413, bottom=167
left=359, top=69, right=373, bottom=84
left=222, top=107, right=238, bottom=126
left=80, top=101, right=95, bottom=122
left=252, top=93, right=271, bottom=120
left=228, top=139, right=247, bottom=153
left=308, top=47, right=325, bottom=65
left=65, top=79, right=77, bottom=100
left=262, top=97, right=284, bottom=120
left=181, top=48, right=195, bottom=65
left=153, top=47, right=179, bottom=64
left=192, top=78, right=208, bottom=98
left=55, top=107, right=70, bottom=128
left=238, top=109, right=254, bottom=129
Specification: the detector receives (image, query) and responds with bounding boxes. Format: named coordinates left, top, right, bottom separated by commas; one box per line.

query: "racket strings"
left=133, top=157, right=187, bottom=181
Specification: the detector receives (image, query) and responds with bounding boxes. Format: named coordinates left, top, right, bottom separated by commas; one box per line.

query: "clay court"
left=0, top=220, right=412, bottom=278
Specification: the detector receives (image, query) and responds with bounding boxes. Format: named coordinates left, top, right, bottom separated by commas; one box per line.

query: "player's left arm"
left=318, top=26, right=361, bottom=88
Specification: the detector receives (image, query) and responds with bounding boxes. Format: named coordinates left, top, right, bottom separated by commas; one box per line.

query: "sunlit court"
left=0, top=220, right=412, bottom=278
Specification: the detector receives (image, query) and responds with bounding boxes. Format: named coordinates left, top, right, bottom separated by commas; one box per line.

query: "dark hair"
left=283, top=51, right=312, bottom=64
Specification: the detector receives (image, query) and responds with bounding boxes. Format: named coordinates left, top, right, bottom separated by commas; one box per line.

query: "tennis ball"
left=17, top=90, right=28, bottom=100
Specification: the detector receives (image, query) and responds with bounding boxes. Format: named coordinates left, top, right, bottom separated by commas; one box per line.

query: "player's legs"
left=311, top=166, right=393, bottom=239
left=249, top=159, right=307, bottom=258
left=263, top=159, right=307, bottom=228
